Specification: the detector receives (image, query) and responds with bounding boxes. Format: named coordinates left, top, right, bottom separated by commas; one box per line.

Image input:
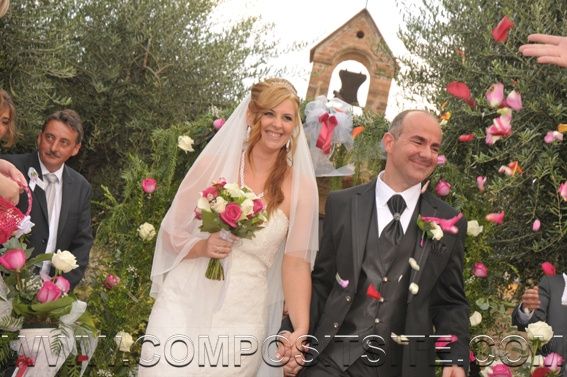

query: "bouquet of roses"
left=195, top=178, right=268, bottom=280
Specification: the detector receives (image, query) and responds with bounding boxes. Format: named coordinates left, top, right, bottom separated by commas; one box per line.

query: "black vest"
left=324, top=200, right=420, bottom=373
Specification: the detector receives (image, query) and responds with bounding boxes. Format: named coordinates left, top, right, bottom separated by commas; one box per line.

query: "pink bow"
left=316, top=112, right=338, bottom=154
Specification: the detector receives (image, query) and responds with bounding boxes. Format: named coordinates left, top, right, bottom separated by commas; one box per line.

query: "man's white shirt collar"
left=38, top=153, right=64, bottom=184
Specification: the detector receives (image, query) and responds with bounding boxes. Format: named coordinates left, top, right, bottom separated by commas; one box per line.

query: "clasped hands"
left=277, top=330, right=308, bottom=377
left=520, top=285, right=540, bottom=313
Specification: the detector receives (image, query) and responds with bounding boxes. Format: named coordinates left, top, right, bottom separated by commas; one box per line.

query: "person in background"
left=2, top=109, right=93, bottom=290
left=0, top=89, right=26, bottom=205
left=519, top=34, right=567, bottom=68
left=512, top=274, right=567, bottom=376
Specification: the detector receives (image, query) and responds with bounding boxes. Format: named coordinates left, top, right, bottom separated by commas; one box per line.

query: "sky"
left=212, top=0, right=423, bottom=120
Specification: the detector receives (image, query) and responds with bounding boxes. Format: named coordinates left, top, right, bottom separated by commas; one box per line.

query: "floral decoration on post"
left=195, top=178, right=267, bottom=280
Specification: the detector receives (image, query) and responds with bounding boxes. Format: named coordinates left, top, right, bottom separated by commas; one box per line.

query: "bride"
left=138, top=78, right=318, bottom=376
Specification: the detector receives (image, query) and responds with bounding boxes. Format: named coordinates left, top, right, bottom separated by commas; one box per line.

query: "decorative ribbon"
left=15, top=355, right=35, bottom=377
left=316, top=112, right=338, bottom=154
left=27, top=167, right=43, bottom=192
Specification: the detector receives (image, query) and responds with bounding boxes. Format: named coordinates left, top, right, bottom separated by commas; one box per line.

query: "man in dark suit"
left=281, top=110, right=469, bottom=377
left=2, top=109, right=93, bottom=289
left=512, top=275, right=567, bottom=376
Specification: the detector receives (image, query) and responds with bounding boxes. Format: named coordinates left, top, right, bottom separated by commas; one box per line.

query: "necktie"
left=44, top=173, right=58, bottom=222
left=380, top=194, right=407, bottom=245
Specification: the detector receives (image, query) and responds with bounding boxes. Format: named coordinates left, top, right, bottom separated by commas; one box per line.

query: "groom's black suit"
left=292, top=179, right=469, bottom=377
left=2, top=152, right=93, bottom=289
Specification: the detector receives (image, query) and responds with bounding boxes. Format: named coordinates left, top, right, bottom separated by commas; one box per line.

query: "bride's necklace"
left=240, top=152, right=264, bottom=198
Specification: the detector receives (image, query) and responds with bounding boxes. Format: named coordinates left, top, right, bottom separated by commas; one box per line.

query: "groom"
left=281, top=110, right=469, bottom=377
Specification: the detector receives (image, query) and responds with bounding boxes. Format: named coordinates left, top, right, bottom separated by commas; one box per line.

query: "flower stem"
left=205, top=259, right=224, bottom=280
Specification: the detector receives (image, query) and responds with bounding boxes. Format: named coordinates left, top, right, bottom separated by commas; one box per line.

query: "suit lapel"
left=57, top=166, right=72, bottom=240
left=351, top=179, right=377, bottom=290
left=407, top=192, right=438, bottom=303
left=28, top=153, right=49, bottom=223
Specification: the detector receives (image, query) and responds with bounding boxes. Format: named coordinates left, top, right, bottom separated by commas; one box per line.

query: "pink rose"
left=543, top=352, right=564, bottom=372
left=488, top=363, right=513, bottom=377
left=36, top=280, right=62, bottom=303
left=54, top=276, right=71, bottom=294
left=213, top=118, right=226, bottom=130
left=504, top=90, right=522, bottom=111
left=141, top=178, right=157, bottom=194
left=0, top=249, right=27, bottom=271
left=541, top=262, right=556, bottom=276
left=201, top=186, right=219, bottom=200
left=435, top=180, right=452, bottom=197
left=252, top=199, right=264, bottom=214
left=436, top=155, right=447, bottom=166
left=532, top=219, right=541, bottom=232
left=472, top=262, right=488, bottom=278
left=103, top=274, right=121, bottom=289
left=485, top=211, right=505, bottom=225
left=220, top=203, right=242, bottom=228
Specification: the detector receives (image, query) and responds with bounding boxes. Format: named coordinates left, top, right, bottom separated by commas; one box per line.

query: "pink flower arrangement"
left=491, top=16, right=514, bottom=43
left=104, top=274, right=121, bottom=289
left=435, top=179, right=452, bottom=196
left=472, top=262, right=489, bottom=278
left=0, top=248, right=26, bottom=271
left=541, top=261, right=556, bottom=276
left=486, top=211, right=505, bottom=224
left=196, top=178, right=268, bottom=280
left=141, top=178, right=157, bottom=194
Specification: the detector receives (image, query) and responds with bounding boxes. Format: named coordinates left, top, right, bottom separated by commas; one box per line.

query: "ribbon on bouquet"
left=13, top=355, right=35, bottom=377
left=316, top=112, right=338, bottom=154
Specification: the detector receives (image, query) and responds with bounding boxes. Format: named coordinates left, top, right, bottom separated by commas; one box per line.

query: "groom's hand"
left=442, top=365, right=466, bottom=377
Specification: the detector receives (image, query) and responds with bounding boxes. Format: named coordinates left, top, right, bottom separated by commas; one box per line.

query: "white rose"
left=527, top=321, right=554, bottom=345
left=469, top=311, right=482, bottom=327
left=467, top=220, right=484, bottom=237
left=224, top=183, right=243, bottom=198
left=177, top=135, right=194, bottom=152
left=430, top=222, right=443, bottom=240
left=211, top=197, right=227, bottom=213
left=240, top=199, right=254, bottom=220
left=51, top=250, right=79, bottom=273
left=197, top=197, right=211, bottom=211
left=114, top=331, right=134, bottom=352
left=244, top=191, right=258, bottom=200
left=138, top=222, right=156, bottom=241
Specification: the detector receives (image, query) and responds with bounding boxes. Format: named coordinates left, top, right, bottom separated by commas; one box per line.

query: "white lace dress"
left=138, top=210, right=289, bottom=377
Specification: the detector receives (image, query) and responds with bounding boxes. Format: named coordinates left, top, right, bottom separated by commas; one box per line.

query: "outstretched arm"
left=519, top=34, right=567, bottom=68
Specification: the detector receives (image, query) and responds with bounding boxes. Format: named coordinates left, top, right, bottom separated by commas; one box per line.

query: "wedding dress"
left=138, top=209, right=289, bottom=377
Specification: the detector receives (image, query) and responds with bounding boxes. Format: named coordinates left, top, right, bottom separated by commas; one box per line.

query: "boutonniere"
left=27, top=167, right=46, bottom=191
left=417, top=213, right=463, bottom=246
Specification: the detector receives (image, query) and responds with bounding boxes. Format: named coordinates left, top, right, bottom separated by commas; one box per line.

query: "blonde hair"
left=0, top=0, right=10, bottom=18
left=246, top=78, right=300, bottom=214
left=0, top=89, right=16, bottom=148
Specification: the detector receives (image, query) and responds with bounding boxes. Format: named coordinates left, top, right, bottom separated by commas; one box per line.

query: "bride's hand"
left=203, top=231, right=238, bottom=259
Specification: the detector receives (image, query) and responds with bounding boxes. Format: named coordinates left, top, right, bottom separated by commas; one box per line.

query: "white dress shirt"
left=375, top=171, right=422, bottom=237
left=38, top=155, right=64, bottom=272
